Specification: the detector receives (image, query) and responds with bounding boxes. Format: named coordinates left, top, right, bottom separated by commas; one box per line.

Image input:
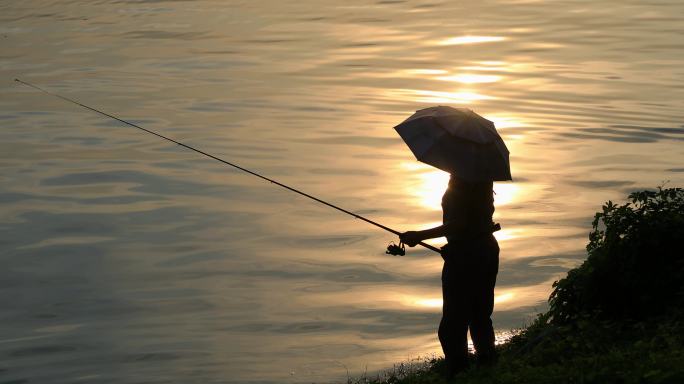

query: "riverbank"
left=349, top=187, right=684, bottom=384
left=350, top=311, right=684, bottom=384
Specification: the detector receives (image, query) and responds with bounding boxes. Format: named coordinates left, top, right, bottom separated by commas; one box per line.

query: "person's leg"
left=469, top=237, right=499, bottom=365
left=438, top=311, right=468, bottom=375
left=469, top=316, right=495, bottom=364
left=440, top=259, right=470, bottom=376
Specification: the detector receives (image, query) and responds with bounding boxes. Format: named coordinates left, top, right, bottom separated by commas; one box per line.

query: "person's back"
left=441, top=177, right=495, bottom=244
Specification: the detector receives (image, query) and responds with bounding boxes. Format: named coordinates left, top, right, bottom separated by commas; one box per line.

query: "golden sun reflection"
left=402, top=165, right=520, bottom=209
left=478, top=60, right=506, bottom=66
left=436, top=74, right=502, bottom=84
left=410, top=292, right=514, bottom=310
left=493, top=228, right=522, bottom=242
left=485, top=114, right=525, bottom=130
left=461, top=61, right=533, bottom=73
left=416, top=170, right=450, bottom=209
left=401, top=163, right=449, bottom=210
left=414, top=298, right=443, bottom=309
left=403, top=69, right=449, bottom=76
left=494, top=292, right=514, bottom=305
left=438, top=36, right=506, bottom=46
left=406, top=89, right=492, bottom=104
left=493, top=183, right=520, bottom=206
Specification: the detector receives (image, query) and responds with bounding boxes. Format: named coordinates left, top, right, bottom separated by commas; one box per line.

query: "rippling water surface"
left=1, top=0, right=683, bottom=382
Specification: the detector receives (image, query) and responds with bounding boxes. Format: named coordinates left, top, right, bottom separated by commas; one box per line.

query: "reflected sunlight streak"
left=438, top=36, right=506, bottom=45
left=414, top=298, right=443, bottom=309
left=401, top=163, right=450, bottom=210
left=401, top=166, right=519, bottom=209
left=417, top=170, right=450, bottom=209
left=494, top=228, right=522, bottom=242
left=411, top=292, right=514, bottom=310
left=436, top=74, right=502, bottom=84
left=493, top=183, right=520, bottom=206
left=494, top=292, right=514, bottom=305
left=405, top=69, right=448, bottom=76
left=412, top=89, right=492, bottom=104
left=486, top=114, right=525, bottom=130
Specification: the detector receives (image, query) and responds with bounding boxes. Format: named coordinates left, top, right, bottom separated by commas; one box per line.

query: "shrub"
left=548, top=187, right=684, bottom=323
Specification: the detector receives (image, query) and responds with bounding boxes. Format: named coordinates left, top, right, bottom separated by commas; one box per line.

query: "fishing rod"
left=15, top=78, right=441, bottom=255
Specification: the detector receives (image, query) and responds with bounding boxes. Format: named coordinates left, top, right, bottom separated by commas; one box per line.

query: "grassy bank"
left=349, top=187, right=684, bottom=384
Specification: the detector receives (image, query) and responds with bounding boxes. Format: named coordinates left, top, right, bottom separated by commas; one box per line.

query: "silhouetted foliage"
left=549, top=187, right=684, bottom=323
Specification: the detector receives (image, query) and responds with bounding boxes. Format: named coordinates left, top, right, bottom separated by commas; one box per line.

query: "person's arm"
left=400, top=219, right=466, bottom=247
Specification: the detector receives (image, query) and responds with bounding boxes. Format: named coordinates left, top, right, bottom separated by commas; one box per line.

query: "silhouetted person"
left=401, top=175, right=499, bottom=377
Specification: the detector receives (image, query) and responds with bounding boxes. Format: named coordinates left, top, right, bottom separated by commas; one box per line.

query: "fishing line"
left=15, top=78, right=441, bottom=254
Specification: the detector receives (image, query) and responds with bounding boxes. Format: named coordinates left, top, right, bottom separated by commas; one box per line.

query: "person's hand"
left=399, top=231, right=422, bottom=247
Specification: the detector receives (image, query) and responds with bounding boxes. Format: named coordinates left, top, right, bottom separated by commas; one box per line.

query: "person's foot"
left=444, top=360, right=469, bottom=379
left=475, top=351, right=497, bottom=367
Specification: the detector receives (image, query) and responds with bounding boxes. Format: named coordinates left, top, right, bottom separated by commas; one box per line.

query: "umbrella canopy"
left=394, top=106, right=512, bottom=182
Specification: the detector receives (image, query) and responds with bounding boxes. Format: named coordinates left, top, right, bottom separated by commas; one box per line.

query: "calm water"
left=1, top=0, right=683, bottom=382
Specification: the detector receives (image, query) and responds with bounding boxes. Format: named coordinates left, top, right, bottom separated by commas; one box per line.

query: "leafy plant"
left=549, top=187, right=684, bottom=323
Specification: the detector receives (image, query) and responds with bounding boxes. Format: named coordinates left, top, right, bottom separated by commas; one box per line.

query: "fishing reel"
left=386, top=241, right=406, bottom=256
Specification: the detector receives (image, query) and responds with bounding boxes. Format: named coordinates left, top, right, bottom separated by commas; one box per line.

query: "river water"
left=1, top=0, right=683, bottom=383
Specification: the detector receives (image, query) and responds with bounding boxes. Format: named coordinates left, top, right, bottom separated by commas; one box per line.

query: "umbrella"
left=394, top=106, right=512, bottom=182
